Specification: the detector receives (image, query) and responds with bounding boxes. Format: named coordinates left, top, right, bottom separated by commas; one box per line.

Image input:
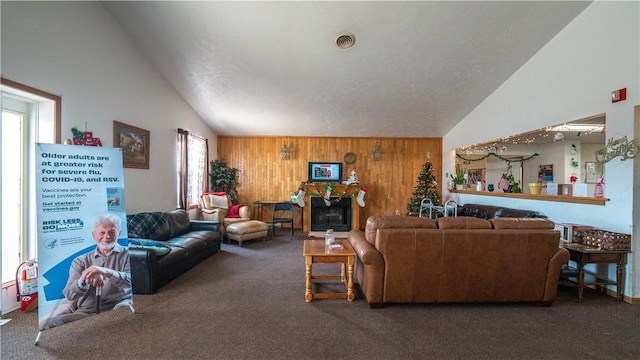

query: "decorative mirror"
left=454, top=113, right=605, bottom=196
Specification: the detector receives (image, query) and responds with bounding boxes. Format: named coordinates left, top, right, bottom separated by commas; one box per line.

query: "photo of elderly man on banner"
left=35, top=144, right=134, bottom=341
left=38, top=213, right=132, bottom=330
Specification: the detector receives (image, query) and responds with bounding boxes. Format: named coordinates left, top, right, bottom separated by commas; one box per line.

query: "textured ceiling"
left=103, top=1, right=591, bottom=138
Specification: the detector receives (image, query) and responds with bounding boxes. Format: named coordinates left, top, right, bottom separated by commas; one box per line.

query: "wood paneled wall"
left=217, top=136, right=442, bottom=230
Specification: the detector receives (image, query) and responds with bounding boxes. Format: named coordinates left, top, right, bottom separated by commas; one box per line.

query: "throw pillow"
left=227, top=204, right=243, bottom=218
left=126, top=212, right=170, bottom=240
left=128, top=239, right=171, bottom=256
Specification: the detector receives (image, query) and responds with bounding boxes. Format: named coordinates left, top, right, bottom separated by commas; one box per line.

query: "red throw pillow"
left=227, top=204, right=243, bottom=218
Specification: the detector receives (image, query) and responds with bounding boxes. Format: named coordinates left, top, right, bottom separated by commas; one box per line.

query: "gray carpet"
left=2, top=231, right=640, bottom=360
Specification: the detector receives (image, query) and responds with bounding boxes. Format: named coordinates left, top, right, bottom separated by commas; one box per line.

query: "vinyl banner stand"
left=34, top=144, right=135, bottom=345
left=34, top=304, right=135, bottom=345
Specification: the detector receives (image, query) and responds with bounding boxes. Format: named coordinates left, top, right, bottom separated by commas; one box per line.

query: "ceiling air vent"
left=336, top=32, right=355, bottom=49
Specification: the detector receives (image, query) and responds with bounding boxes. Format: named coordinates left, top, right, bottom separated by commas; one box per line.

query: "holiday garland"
left=296, top=182, right=362, bottom=204
left=455, top=152, right=539, bottom=163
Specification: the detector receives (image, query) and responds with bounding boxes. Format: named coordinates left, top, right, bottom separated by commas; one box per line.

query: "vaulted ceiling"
left=103, top=1, right=591, bottom=138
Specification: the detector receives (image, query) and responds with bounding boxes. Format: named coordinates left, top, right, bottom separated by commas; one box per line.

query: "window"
left=186, top=134, right=207, bottom=206
left=176, top=129, right=208, bottom=209
left=1, top=79, right=59, bottom=313
left=2, top=110, right=24, bottom=284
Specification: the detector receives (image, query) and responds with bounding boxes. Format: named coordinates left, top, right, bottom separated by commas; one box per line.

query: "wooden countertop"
left=449, top=189, right=609, bottom=206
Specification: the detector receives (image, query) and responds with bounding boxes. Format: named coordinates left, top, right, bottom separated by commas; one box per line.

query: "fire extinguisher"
left=16, top=259, right=38, bottom=312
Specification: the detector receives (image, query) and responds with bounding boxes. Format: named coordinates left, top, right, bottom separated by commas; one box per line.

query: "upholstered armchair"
left=200, top=193, right=250, bottom=235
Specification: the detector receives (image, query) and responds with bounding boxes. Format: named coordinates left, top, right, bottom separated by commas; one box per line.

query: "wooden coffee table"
left=303, top=239, right=355, bottom=302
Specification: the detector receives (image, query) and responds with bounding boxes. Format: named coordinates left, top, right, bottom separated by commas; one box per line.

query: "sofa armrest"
left=238, top=205, right=250, bottom=219
left=349, top=230, right=384, bottom=266
left=190, top=220, right=221, bottom=232
left=129, top=248, right=158, bottom=294
left=202, top=208, right=223, bottom=222
left=541, top=246, right=571, bottom=304
left=348, top=229, right=385, bottom=307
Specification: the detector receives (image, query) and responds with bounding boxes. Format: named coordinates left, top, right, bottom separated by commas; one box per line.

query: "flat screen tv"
left=308, top=162, right=343, bottom=183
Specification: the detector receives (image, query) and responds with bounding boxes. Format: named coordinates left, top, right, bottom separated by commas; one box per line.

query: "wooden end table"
left=561, top=243, right=631, bottom=302
left=303, top=239, right=355, bottom=302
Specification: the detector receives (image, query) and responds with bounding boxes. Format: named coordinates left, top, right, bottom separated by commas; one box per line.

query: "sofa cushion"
left=457, top=204, right=499, bottom=219
left=128, top=238, right=171, bottom=256
left=496, top=208, right=543, bottom=218
left=126, top=212, right=171, bottom=240
left=458, top=203, right=545, bottom=219
left=364, top=215, right=437, bottom=245
left=437, top=216, right=492, bottom=229
left=165, top=209, right=191, bottom=237
left=165, top=234, right=208, bottom=253
left=489, top=217, right=555, bottom=230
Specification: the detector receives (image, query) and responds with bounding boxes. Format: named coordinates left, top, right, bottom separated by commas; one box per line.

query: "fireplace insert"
left=310, top=196, right=352, bottom=232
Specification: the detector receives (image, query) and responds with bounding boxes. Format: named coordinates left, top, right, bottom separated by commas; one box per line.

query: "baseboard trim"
left=587, top=284, right=638, bottom=305
left=1, top=303, right=20, bottom=315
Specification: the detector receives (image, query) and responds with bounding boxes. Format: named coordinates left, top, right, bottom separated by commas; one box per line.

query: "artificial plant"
left=450, top=168, right=465, bottom=185
left=208, top=158, right=240, bottom=204
left=505, top=162, right=522, bottom=193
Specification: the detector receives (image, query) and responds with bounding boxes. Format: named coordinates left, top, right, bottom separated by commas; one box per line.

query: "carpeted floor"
left=2, top=230, right=640, bottom=360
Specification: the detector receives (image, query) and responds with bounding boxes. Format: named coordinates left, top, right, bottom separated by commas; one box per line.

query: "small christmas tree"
left=406, top=161, right=440, bottom=216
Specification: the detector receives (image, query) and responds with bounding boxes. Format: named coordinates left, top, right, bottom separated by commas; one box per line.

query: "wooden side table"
left=303, top=239, right=355, bottom=302
left=561, top=243, right=630, bottom=302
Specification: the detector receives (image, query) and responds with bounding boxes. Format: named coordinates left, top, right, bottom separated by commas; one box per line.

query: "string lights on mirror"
left=456, top=116, right=606, bottom=155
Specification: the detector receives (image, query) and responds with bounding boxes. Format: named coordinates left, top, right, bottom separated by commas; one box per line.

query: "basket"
left=570, top=225, right=596, bottom=244
left=528, top=183, right=543, bottom=195
left=583, top=230, right=631, bottom=251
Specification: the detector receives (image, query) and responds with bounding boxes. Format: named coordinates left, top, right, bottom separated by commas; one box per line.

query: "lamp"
left=279, top=142, right=290, bottom=160
left=373, top=142, right=381, bottom=161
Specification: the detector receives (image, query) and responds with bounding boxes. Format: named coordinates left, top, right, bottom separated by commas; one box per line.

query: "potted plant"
left=505, top=162, right=522, bottom=193
left=450, top=169, right=465, bottom=190
left=209, top=158, right=240, bottom=204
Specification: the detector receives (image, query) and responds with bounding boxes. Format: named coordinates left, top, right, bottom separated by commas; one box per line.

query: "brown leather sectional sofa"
left=348, top=215, right=569, bottom=308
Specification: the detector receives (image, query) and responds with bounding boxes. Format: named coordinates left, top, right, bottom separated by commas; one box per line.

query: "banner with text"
left=36, top=144, right=132, bottom=331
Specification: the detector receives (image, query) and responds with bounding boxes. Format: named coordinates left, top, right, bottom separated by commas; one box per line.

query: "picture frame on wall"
left=466, top=168, right=485, bottom=188
left=538, top=164, right=553, bottom=183
left=113, top=120, right=150, bottom=169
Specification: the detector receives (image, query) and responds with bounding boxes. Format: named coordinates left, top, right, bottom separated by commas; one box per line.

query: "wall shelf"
left=449, top=189, right=609, bottom=206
